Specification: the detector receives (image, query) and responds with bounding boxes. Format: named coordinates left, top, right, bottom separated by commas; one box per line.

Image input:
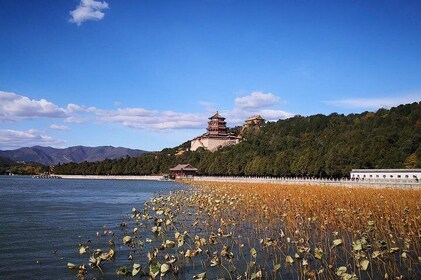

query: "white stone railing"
left=187, top=176, right=421, bottom=188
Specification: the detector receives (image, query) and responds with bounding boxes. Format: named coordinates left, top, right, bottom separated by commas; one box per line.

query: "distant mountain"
left=0, top=146, right=147, bottom=166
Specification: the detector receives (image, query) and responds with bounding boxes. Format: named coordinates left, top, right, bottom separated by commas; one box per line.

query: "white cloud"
left=323, top=94, right=421, bottom=110
left=69, top=0, right=109, bottom=26
left=64, top=104, right=96, bottom=124
left=0, top=91, right=99, bottom=125
left=64, top=117, right=88, bottom=124
left=0, top=90, right=293, bottom=133
left=0, top=91, right=67, bottom=121
left=256, top=109, right=294, bottom=121
left=0, top=129, right=65, bottom=149
left=235, top=91, right=280, bottom=109
left=66, top=103, right=96, bottom=113
left=97, top=91, right=293, bottom=130
left=96, top=108, right=206, bottom=130
left=50, top=124, right=70, bottom=130
left=224, top=91, right=293, bottom=125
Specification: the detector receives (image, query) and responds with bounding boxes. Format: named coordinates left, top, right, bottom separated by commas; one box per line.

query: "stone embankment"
left=50, top=174, right=421, bottom=188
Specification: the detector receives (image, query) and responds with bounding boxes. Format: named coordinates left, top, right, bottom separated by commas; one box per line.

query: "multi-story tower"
left=206, top=112, right=228, bottom=136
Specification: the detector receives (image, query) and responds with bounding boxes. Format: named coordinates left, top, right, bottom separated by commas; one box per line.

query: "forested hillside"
left=54, top=102, right=421, bottom=177
left=0, top=156, right=48, bottom=175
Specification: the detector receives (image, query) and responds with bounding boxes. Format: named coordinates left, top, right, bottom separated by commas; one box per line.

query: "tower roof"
left=209, top=111, right=225, bottom=120
left=170, top=164, right=197, bottom=171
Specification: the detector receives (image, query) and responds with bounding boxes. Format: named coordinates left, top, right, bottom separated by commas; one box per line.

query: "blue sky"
left=1, top=0, right=421, bottom=150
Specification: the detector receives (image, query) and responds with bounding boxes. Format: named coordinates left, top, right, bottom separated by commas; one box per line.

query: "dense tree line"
left=0, top=156, right=48, bottom=175
left=54, top=102, right=421, bottom=178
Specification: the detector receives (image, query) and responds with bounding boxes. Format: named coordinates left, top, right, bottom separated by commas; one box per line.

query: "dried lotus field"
left=68, top=181, right=421, bottom=280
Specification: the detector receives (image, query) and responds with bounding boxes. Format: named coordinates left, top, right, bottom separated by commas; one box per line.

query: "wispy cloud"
left=64, top=116, right=88, bottom=124
left=69, top=0, right=109, bottom=26
left=323, top=94, right=421, bottom=110
left=50, top=124, right=70, bottom=131
left=198, top=101, right=217, bottom=113
left=0, top=129, right=65, bottom=149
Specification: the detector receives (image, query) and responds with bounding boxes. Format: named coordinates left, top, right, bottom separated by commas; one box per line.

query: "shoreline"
left=51, top=174, right=421, bottom=188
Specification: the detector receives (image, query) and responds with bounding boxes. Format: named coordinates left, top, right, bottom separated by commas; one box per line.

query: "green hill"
left=54, top=102, right=421, bottom=178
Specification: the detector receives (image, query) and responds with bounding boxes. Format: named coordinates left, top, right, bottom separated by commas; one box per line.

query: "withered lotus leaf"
left=193, top=272, right=206, bottom=279
left=132, top=263, right=141, bottom=276
left=160, top=263, right=170, bottom=276
left=333, top=238, right=343, bottom=247
left=360, top=259, right=369, bottom=271
left=116, top=266, right=129, bottom=276
left=314, top=248, right=323, bottom=259
left=165, top=240, right=175, bottom=248
left=67, top=262, right=76, bottom=269
left=273, top=263, right=281, bottom=271
left=250, top=247, right=257, bottom=258
left=286, top=255, right=294, bottom=264
left=149, top=263, right=160, bottom=279
left=66, top=180, right=421, bottom=279
left=78, top=245, right=88, bottom=255
left=122, top=236, right=132, bottom=245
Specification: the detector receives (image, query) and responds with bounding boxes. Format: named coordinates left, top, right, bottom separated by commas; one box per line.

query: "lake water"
left=0, top=176, right=182, bottom=279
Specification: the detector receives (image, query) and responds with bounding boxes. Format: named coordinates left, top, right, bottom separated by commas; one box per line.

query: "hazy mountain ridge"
left=0, top=146, right=147, bottom=165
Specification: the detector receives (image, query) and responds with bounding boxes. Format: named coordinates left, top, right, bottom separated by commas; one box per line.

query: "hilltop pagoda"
left=207, top=112, right=228, bottom=136
left=190, top=112, right=240, bottom=152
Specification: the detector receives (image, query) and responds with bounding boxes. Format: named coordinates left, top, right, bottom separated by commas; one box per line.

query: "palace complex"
left=190, top=112, right=240, bottom=152
left=190, top=112, right=266, bottom=152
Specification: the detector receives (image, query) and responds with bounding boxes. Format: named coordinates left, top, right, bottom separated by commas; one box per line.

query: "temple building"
left=244, top=115, right=265, bottom=128
left=190, top=112, right=240, bottom=152
left=170, top=164, right=198, bottom=178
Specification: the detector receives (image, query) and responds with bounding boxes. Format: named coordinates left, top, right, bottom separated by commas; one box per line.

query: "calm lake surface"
left=0, top=176, right=182, bottom=279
